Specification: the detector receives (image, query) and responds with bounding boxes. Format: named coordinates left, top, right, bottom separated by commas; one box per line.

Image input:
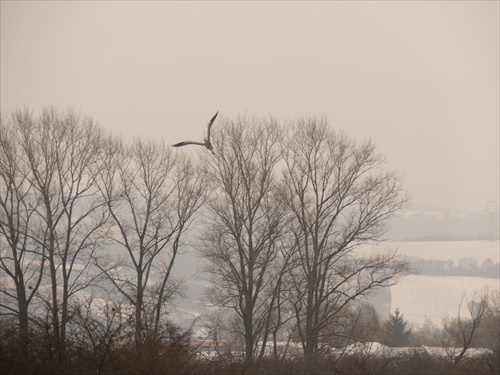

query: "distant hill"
left=386, top=206, right=499, bottom=241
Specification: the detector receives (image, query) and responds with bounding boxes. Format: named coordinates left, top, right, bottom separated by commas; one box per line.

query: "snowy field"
left=389, top=275, right=498, bottom=327
left=359, top=241, right=500, bottom=328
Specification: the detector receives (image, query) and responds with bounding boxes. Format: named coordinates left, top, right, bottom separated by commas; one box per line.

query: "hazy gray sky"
left=1, top=1, right=498, bottom=214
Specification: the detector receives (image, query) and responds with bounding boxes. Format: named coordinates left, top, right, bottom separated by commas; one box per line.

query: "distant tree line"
left=411, top=257, right=499, bottom=278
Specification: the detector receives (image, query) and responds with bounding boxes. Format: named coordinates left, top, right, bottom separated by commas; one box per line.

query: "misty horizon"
left=1, top=1, right=498, bottom=215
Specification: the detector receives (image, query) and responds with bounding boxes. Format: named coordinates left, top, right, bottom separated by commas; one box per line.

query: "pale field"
left=358, top=241, right=499, bottom=328
left=389, top=275, right=498, bottom=327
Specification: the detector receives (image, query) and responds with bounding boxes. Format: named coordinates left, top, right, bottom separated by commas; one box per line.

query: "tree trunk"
left=244, top=310, right=254, bottom=369
left=135, top=275, right=143, bottom=345
left=17, top=291, right=29, bottom=349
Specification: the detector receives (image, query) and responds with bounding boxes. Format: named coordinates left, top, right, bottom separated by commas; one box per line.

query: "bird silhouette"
left=172, top=111, right=219, bottom=154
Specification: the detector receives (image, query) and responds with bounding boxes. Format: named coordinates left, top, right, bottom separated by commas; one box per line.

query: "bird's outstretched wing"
left=206, top=111, right=219, bottom=142
left=172, top=141, right=205, bottom=147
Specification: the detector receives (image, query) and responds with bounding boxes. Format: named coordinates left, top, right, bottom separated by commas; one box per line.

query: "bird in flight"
left=172, top=111, right=219, bottom=154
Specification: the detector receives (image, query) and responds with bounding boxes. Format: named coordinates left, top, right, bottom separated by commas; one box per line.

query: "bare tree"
left=6, top=108, right=109, bottom=364
left=320, top=303, right=381, bottom=350
left=199, top=116, right=290, bottom=368
left=0, top=114, right=44, bottom=344
left=443, top=290, right=490, bottom=365
left=475, top=289, right=500, bottom=354
left=95, top=136, right=207, bottom=345
left=280, top=117, right=411, bottom=364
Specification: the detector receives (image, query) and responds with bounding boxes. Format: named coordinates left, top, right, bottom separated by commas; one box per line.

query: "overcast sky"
left=1, top=1, right=498, bottom=214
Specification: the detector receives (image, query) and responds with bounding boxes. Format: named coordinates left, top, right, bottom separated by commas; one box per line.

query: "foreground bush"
left=0, top=323, right=193, bottom=375
left=1, top=326, right=498, bottom=375
left=189, top=351, right=499, bottom=375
